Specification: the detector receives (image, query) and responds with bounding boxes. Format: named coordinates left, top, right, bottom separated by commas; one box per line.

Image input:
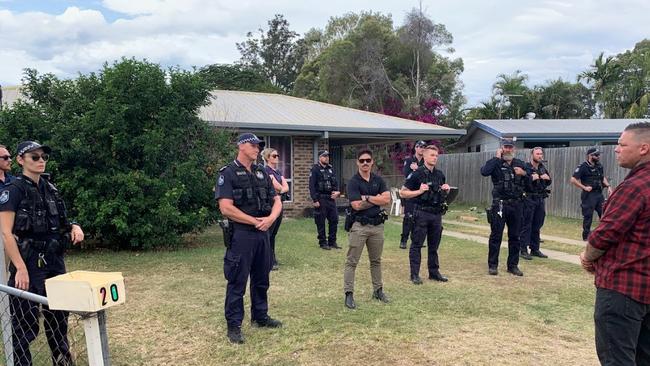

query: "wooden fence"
left=342, top=145, right=629, bottom=219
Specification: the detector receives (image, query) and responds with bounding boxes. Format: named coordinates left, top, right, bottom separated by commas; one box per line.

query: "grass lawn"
left=446, top=203, right=597, bottom=242
left=65, top=217, right=599, bottom=365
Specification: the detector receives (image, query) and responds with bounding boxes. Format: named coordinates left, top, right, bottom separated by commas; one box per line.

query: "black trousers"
left=409, top=210, right=443, bottom=277
left=488, top=200, right=523, bottom=269
left=223, top=227, right=272, bottom=328
left=595, top=288, right=650, bottom=365
left=400, top=200, right=415, bottom=244
left=314, top=197, right=338, bottom=246
left=269, top=210, right=283, bottom=265
left=581, top=190, right=604, bottom=241
left=8, top=249, right=71, bottom=366
left=521, top=197, right=546, bottom=252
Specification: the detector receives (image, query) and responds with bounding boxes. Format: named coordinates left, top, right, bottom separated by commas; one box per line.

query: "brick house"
left=200, top=90, right=465, bottom=217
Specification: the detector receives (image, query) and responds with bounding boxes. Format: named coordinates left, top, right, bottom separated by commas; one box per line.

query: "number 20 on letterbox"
left=45, top=271, right=126, bottom=312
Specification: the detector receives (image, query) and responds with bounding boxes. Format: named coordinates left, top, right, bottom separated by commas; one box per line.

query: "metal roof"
left=456, top=119, right=647, bottom=144
left=199, top=90, right=464, bottom=141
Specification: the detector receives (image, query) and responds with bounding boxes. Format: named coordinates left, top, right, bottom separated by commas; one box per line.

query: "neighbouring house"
left=450, top=118, right=648, bottom=153
left=199, top=90, right=465, bottom=217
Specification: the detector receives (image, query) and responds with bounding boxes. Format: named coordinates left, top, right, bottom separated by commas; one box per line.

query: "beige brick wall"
left=282, top=136, right=329, bottom=217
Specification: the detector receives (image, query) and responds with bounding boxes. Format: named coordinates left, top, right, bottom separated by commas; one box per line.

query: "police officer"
left=0, top=144, right=15, bottom=188
left=309, top=150, right=341, bottom=250
left=343, top=150, right=391, bottom=309
left=0, top=141, right=84, bottom=365
left=570, top=148, right=613, bottom=241
left=399, top=140, right=426, bottom=249
left=216, top=133, right=283, bottom=344
left=520, top=147, right=551, bottom=260
left=400, top=145, right=451, bottom=284
left=480, top=138, right=529, bottom=276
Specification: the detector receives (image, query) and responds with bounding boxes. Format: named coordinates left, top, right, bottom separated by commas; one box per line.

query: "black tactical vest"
left=316, top=164, right=335, bottom=193
left=583, top=162, right=604, bottom=191
left=11, top=175, right=69, bottom=239
left=413, top=166, right=444, bottom=207
left=494, top=161, right=525, bottom=199
left=229, top=163, right=274, bottom=216
left=528, top=163, right=549, bottom=194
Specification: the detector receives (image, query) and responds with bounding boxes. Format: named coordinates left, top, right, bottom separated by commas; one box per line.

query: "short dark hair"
left=423, top=145, right=439, bottom=152
left=625, top=122, right=650, bottom=139
left=357, top=149, right=373, bottom=159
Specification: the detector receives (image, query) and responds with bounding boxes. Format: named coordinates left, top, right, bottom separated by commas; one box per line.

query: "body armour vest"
left=316, top=165, right=335, bottom=193
left=494, top=161, right=525, bottom=199
left=584, top=163, right=604, bottom=191
left=230, top=163, right=274, bottom=216
left=413, top=166, right=444, bottom=207
left=528, top=163, right=550, bottom=194
left=12, top=175, right=69, bottom=239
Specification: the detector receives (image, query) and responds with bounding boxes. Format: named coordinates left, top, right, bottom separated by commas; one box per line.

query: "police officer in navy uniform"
left=309, top=150, right=341, bottom=250
left=216, top=133, right=283, bottom=344
left=0, top=141, right=84, bottom=366
left=0, top=144, right=15, bottom=188
left=400, top=145, right=451, bottom=284
left=570, top=148, right=613, bottom=241
left=520, top=147, right=551, bottom=260
left=399, top=140, right=426, bottom=249
left=480, top=138, right=529, bottom=276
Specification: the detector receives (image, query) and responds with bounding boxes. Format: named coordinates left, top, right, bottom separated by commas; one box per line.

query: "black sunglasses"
left=0, top=155, right=10, bottom=161
left=271, top=154, right=279, bottom=158
left=358, top=158, right=372, bottom=164
left=28, top=153, right=49, bottom=162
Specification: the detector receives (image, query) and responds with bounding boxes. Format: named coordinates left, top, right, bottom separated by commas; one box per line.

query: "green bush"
left=0, top=59, right=234, bottom=249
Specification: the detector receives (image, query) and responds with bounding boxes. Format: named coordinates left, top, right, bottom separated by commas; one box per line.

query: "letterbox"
left=45, top=271, right=125, bottom=312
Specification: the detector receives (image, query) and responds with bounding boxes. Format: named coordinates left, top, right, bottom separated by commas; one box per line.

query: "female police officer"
left=0, top=141, right=84, bottom=366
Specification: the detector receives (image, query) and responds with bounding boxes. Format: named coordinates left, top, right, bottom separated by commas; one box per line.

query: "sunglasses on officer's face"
left=0, top=155, right=10, bottom=161
left=358, top=158, right=372, bottom=164
left=27, top=153, right=49, bottom=162
left=271, top=154, right=279, bottom=158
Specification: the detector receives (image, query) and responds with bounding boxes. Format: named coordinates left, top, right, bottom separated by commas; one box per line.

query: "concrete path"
left=389, top=220, right=581, bottom=266
left=441, top=230, right=581, bottom=265
left=443, top=219, right=585, bottom=246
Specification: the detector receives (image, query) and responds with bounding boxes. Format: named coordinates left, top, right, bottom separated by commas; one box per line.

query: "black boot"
left=372, top=288, right=390, bottom=303
left=507, top=266, right=524, bottom=276
left=399, top=241, right=407, bottom=249
left=252, top=317, right=283, bottom=328
left=345, top=292, right=356, bottom=309
left=410, top=274, right=423, bottom=285
left=530, top=250, right=548, bottom=258
left=227, top=326, right=244, bottom=344
left=520, top=249, right=532, bottom=260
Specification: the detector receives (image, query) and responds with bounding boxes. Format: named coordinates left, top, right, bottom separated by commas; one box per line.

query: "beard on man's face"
left=502, top=152, right=514, bottom=161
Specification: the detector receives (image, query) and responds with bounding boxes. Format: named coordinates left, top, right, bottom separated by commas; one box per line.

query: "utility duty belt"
left=353, top=215, right=386, bottom=226
left=318, top=193, right=334, bottom=199
left=495, top=198, right=523, bottom=205
left=416, top=205, right=444, bottom=214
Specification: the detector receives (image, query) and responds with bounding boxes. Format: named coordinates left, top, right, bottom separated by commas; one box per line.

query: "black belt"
left=318, top=193, right=334, bottom=199
left=232, top=222, right=261, bottom=232
left=353, top=216, right=386, bottom=226
left=416, top=205, right=443, bottom=214
left=495, top=198, right=522, bottom=205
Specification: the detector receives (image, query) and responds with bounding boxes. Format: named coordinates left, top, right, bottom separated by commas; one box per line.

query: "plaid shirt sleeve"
left=589, top=181, right=644, bottom=251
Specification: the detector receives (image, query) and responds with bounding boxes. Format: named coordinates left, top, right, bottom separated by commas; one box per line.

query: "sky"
left=0, top=0, right=648, bottom=107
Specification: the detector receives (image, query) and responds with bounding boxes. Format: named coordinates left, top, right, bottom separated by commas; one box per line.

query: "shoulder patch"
left=218, top=175, right=225, bottom=186
left=219, top=165, right=228, bottom=172
left=256, top=171, right=265, bottom=180
left=0, top=190, right=8, bottom=205
left=574, top=167, right=580, bottom=173
left=406, top=173, right=413, bottom=180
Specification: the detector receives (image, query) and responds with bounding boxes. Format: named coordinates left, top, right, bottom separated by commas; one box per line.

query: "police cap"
left=415, top=140, right=427, bottom=148
left=16, top=141, right=52, bottom=156
left=586, top=147, right=600, bottom=156
left=318, top=150, right=329, bottom=157
left=501, top=138, right=515, bottom=147
left=236, top=133, right=265, bottom=148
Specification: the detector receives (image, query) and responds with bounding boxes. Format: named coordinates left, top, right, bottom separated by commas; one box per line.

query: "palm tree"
left=492, top=70, right=529, bottom=119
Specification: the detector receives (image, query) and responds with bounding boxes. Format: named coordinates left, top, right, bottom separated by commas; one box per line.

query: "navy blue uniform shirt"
left=572, top=161, right=604, bottom=185
left=215, top=160, right=276, bottom=203
left=0, top=172, right=14, bottom=188
left=402, top=156, right=424, bottom=177
left=308, top=163, right=338, bottom=202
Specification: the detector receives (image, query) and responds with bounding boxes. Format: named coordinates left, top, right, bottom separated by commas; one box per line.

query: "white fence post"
left=83, top=310, right=111, bottom=366
left=0, top=234, right=14, bottom=366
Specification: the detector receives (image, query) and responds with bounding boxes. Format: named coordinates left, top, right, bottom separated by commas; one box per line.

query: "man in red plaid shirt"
left=580, top=122, right=650, bottom=365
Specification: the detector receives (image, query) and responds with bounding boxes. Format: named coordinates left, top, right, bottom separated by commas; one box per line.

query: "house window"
left=475, top=145, right=481, bottom=152
left=265, top=136, right=293, bottom=202
left=467, top=146, right=472, bottom=152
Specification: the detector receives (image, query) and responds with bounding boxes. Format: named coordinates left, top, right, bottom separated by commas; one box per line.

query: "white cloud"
left=0, top=0, right=648, bottom=107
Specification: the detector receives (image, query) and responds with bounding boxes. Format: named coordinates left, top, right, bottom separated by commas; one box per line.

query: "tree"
left=198, top=63, right=280, bottom=92
left=236, top=14, right=308, bottom=92
left=0, top=59, right=233, bottom=249
left=533, top=79, right=595, bottom=119
left=397, top=4, right=453, bottom=100
left=492, top=70, right=530, bottom=119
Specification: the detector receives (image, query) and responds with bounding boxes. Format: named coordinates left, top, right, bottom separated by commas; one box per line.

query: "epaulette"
left=219, top=165, right=229, bottom=172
